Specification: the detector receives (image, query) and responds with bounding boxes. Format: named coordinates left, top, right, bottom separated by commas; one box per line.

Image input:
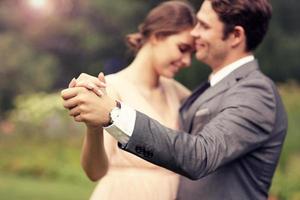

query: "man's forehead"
left=196, top=1, right=211, bottom=15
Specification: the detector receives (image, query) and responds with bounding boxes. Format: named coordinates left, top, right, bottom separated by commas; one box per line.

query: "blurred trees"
left=0, top=0, right=299, bottom=115
left=0, top=0, right=148, bottom=114
left=0, top=32, right=58, bottom=114
left=256, top=0, right=300, bottom=82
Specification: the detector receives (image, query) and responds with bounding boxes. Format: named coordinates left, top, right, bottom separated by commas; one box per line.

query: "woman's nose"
left=181, top=54, right=192, bottom=68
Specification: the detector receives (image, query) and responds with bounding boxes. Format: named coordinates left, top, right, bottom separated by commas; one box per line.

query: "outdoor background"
left=0, top=0, right=299, bottom=199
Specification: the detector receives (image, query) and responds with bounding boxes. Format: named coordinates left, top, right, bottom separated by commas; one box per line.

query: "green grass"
left=0, top=173, right=95, bottom=200
left=0, top=136, right=96, bottom=200
left=278, top=84, right=300, bottom=164
left=269, top=83, right=300, bottom=200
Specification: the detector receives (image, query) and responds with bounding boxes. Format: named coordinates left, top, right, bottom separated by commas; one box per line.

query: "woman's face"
left=151, top=29, right=195, bottom=78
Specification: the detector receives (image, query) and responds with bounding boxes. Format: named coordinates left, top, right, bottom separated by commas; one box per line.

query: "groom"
left=62, top=0, right=287, bottom=199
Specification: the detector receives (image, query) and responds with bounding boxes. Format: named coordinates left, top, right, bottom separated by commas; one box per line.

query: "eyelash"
left=179, top=46, right=189, bottom=53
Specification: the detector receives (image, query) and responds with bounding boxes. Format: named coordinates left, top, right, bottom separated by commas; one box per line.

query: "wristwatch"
left=106, top=100, right=121, bottom=127
left=103, top=100, right=130, bottom=144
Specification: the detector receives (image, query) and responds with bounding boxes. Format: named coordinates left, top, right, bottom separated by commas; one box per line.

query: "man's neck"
left=211, top=52, right=253, bottom=74
left=209, top=54, right=255, bottom=86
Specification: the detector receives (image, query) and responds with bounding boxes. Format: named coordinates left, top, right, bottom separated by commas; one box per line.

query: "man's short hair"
left=209, top=0, right=272, bottom=51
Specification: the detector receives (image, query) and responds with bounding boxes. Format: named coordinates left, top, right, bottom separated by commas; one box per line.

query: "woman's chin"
left=168, top=71, right=177, bottom=78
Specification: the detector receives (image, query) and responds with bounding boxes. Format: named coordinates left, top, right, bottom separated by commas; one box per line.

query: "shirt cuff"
left=104, top=102, right=136, bottom=144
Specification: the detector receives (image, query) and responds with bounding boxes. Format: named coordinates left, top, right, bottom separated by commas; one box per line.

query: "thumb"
left=98, top=72, right=107, bottom=95
left=68, top=78, right=77, bottom=88
left=98, top=72, right=106, bottom=84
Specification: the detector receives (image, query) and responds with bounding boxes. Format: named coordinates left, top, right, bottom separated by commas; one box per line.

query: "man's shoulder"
left=224, top=68, right=278, bottom=104
left=235, top=66, right=276, bottom=91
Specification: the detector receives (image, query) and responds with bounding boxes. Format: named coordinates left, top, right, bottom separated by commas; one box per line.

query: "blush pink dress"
left=89, top=74, right=185, bottom=200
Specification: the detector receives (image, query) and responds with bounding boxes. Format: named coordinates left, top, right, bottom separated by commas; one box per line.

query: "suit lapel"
left=180, top=59, right=260, bottom=132
left=185, top=81, right=230, bottom=132
left=179, top=81, right=210, bottom=131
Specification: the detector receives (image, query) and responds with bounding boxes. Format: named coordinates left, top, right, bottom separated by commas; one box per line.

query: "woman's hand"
left=61, top=86, right=115, bottom=128
left=62, top=72, right=116, bottom=127
left=69, top=72, right=107, bottom=97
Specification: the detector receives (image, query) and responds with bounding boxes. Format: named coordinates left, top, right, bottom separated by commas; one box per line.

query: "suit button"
left=135, top=145, right=154, bottom=158
left=148, top=151, right=153, bottom=158
left=135, top=145, right=145, bottom=154
left=144, top=151, right=153, bottom=158
left=144, top=151, right=149, bottom=158
left=135, top=146, right=141, bottom=154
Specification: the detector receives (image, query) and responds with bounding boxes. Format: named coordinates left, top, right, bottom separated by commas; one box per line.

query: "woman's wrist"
left=86, top=124, right=103, bottom=133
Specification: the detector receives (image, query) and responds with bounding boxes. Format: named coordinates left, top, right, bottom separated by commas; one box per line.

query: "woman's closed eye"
left=178, top=44, right=192, bottom=53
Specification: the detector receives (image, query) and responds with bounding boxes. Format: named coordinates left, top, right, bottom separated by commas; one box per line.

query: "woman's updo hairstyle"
left=126, top=0, right=196, bottom=53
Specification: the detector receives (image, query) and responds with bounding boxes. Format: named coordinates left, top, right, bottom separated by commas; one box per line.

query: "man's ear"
left=230, top=26, right=246, bottom=48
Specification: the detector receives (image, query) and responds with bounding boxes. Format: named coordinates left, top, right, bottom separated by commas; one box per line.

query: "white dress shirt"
left=104, top=55, right=255, bottom=144
left=209, top=55, right=254, bottom=86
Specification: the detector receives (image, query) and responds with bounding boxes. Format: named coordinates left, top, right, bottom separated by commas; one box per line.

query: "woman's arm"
left=80, top=126, right=109, bottom=181
left=64, top=73, right=121, bottom=181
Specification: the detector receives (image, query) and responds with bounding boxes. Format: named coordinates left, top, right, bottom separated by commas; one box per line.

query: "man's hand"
left=61, top=87, right=116, bottom=128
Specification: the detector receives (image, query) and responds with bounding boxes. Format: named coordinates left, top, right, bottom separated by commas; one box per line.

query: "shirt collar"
left=209, top=55, right=255, bottom=87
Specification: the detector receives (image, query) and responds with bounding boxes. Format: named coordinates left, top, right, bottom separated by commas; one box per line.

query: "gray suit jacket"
left=120, top=60, right=288, bottom=200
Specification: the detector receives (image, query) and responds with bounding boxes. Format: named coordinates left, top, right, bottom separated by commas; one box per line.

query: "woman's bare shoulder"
left=161, top=78, right=191, bottom=101
left=103, top=73, right=123, bottom=100
left=104, top=70, right=127, bottom=84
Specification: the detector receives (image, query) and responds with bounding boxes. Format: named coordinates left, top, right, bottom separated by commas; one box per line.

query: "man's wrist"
left=103, top=100, right=121, bottom=127
left=103, top=102, right=136, bottom=144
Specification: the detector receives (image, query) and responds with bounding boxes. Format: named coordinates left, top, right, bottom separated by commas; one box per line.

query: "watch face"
left=111, top=107, right=121, bottom=120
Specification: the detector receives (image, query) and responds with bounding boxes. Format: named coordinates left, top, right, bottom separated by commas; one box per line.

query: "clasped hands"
left=61, top=72, right=116, bottom=128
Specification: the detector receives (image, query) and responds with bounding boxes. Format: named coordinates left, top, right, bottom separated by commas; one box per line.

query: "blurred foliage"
left=271, top=154, right=300, bottom=200
left=277, top=82, right=300, bottom=166
left=1, top=92, right=85, bottom=181
left=0, top=0, right=149, bottom=114
left=7, top=92, right=83, bottom=138
left=0, top=32, right=58, bottom=114
left=268, top=83, right=300, bottom=200
left=0, top=137, right=84, bottom=182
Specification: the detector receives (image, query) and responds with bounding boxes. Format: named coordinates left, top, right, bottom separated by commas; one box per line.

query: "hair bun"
left=126, top=33, right=144, bottom=53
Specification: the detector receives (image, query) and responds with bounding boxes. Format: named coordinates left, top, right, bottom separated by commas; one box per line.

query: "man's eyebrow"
left=198, top=19, right=210, bottom=28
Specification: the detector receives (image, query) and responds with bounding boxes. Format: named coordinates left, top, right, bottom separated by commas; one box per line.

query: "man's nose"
left=190, top=24, right=200, bottom=37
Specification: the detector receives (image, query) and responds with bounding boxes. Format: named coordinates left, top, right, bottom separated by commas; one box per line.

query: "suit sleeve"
left=119, top=79, right=277, bottom=180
